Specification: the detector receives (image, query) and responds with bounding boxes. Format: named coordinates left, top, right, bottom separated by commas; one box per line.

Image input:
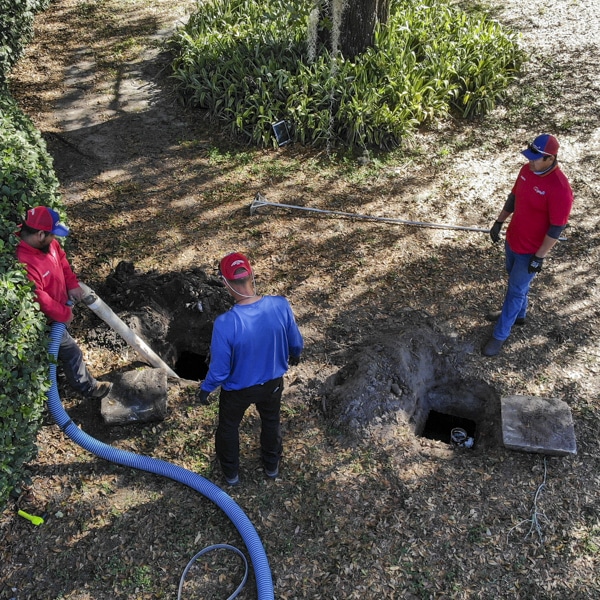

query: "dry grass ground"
left=1, top=0, right=599, bottom=598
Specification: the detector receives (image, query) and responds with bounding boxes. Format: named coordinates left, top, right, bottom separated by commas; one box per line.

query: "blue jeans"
left=493, top=242, right=537, bottom=341
left=215, top=377, right=283, bottom=479
left=58, top=329, right=97, bottom=395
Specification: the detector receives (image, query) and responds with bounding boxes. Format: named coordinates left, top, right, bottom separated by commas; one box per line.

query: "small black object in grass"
left=272, top=120, right=291, bottom=146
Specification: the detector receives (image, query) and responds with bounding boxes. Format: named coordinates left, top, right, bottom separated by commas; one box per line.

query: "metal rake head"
left=249, top=193, right=269, bottom=216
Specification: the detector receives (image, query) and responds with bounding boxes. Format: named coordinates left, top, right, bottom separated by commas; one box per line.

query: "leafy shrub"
left=170, top=0, right=523, bottom=148
left=0, top=88, right=63, bottom=506
left=0, top=0, right=51, bottom=83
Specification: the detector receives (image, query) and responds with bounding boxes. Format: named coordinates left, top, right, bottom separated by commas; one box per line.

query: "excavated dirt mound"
left=321, top=311, right=501, bottom=448
left=84, top=261, right=233, bottom=376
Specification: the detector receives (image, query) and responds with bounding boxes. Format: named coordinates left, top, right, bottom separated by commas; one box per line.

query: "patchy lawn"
left=2, top=0, right=600, bottom=598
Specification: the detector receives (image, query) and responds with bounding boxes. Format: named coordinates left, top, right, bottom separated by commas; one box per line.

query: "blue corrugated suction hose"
left=47, top=322, right=274, bottom=600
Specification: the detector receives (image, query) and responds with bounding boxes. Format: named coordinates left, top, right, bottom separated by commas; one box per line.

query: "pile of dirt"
left=84, top=261, right=232, bottom=371
left=321, top=311, right=501, bottom=447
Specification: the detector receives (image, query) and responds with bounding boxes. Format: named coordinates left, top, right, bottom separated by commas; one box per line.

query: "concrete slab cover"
left=501, top=395, right=577, bottom=456
left=101, top=367, right=168, bottom=425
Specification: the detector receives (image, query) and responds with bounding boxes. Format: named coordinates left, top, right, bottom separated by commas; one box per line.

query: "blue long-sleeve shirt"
left=201, top=296, right=303, bottom=392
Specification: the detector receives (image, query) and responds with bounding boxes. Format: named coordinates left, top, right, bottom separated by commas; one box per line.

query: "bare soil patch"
left=2, top=1, right=600, bottom=599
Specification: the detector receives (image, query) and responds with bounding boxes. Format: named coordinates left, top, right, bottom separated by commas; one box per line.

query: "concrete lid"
left=501, top=395, right=577, bottom=456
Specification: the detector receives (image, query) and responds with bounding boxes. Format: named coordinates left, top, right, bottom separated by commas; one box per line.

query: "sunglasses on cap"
left=526, top=142, right=553, bottom=157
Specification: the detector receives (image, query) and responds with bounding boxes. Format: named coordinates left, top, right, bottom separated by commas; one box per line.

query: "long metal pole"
left=250, top=193, right=490, bottom=233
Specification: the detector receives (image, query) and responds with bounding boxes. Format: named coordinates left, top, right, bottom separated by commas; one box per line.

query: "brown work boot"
left=88, top=381, right=113, bottom=399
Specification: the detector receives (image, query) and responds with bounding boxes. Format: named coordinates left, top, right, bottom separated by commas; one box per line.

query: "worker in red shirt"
left=484, top=134, right=573, bottom=356
left=16, top=206, right=112, bottom=399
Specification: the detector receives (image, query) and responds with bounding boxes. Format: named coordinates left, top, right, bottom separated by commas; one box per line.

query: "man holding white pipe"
left=16, top=206, right=112, bottom=399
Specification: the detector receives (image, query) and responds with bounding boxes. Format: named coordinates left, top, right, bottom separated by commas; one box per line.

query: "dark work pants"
left=57, top=329, right=97, bottom=396
left=216, top=377, right=283, bottom=479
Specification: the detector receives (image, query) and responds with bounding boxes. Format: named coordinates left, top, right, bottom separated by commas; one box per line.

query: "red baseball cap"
left=24, top=206, right=70, bottom=236
left=219, top=252, right=253, bottom=280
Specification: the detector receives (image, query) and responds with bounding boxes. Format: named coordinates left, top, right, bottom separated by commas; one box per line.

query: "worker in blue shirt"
left=198, top=252, right=304, bottom=486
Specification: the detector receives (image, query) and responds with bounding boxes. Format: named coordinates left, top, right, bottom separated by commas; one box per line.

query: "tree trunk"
left=339, top=0, right=391, bottom=60
left=315, top=0, right=390, bottom=60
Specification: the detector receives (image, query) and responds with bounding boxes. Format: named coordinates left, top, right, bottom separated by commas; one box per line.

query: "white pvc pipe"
left=79, top=283, right=179, bottom=378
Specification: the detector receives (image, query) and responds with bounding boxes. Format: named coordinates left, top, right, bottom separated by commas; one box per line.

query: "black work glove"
left=489, top=221, right=503, bottom=243
left=528, top=255, right=544, bottom=274
left=197, top=389, right=211, bottom=405
left=289, top=355, right=301, bottom=367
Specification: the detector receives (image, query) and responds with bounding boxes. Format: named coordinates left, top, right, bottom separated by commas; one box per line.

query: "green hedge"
left=0, top=0, right=52, bottom=84
left=0, top=87, right=64, bottom=506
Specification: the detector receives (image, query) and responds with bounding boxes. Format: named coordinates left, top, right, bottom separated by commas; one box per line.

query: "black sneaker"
left=482, top=337, right=505, bottom=357
left=225, top=473, right=240, bottom=486
left=264, top=464, right=279, bottom=479
left=485, top=310, right=525, bottom=325
left=88, top=381, right=113, bottom=400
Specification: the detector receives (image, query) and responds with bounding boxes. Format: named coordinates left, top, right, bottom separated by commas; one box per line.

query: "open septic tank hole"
left=420, top=410, right=477, bottom=445
left=174, top=351, right=208, bottom=381
left=86, top=264, right=502, bottom=444
left=321, top=316, right=502, bottom=448
left=420, top=410, right=477, bottom=444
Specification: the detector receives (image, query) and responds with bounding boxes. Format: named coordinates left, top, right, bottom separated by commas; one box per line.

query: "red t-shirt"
left=16, top=238, right=80, bottom=323
left=506, top=163, right=573, bottom=254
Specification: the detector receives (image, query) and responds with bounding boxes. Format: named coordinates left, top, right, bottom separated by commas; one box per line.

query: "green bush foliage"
left=0, top=88, right=63, bottom=506
left=0, top=0, right=51, bottom=83
left=170, top=0, right=523, bottom=148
